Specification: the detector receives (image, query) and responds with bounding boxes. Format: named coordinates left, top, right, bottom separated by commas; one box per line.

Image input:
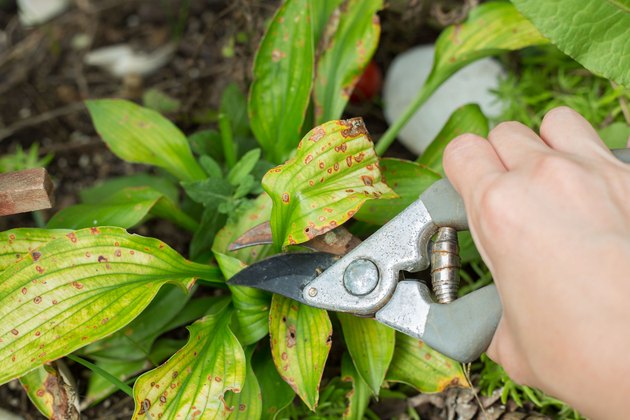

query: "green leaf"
left=182, top=178, right=233, bottom=210
left=263, top=118, right=396, bottom=249
left=354, top=158, right=440, bottom=225
left=252, top=347, right=295, bottom=420
left=86, top=99, right=205, bottom=181
left=47, top=187, right=162, bottom=229
left=376, top=1, right=548, bottom=155
left=341, top=353, right=371, bottom=420
left=512, top=0, right=630, bottom=86
left=142, top=88, right=182, bottom=113
left=221, top=83, right=251, bottom=139
left=337, top=314, right=394, bottom=395
left=0, top=228, right=69, bottom=272
left=386, top=333, right=467, bottom=393
left=80, top=174, right=179, bottom=204
left=269, top=295, right=332, bottom=410
left=132, top=303, right=246, bottom=418
left=0, top=226, right=220, bottom=384
left=190, top=207, right=227, bottom=261
left=225, top=348, right=262, bottom=419
left=599, top=122, right=630, bottom=149
left=85, top=358, right=146, bottom=406
left=212, top=194, right=274, bottom=345
left=228, top=149, right=261, bottom=186
left=417, top=104, right=489, bottom=177
left=189, top=129, right=224, bottom=162
left=314, top=0, right=382, bottom=123
left=248, top=0, right=314, bottom=163
left=19, top=363, right=77, bottom=419
left=199, top=155, right=224, bottom=179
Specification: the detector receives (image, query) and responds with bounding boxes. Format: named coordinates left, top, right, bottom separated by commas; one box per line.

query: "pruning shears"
left=229, top=148, right=630, bottom=363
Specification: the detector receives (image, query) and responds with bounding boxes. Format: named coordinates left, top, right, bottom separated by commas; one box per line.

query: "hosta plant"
left=2, top=1, right=628, bottom=418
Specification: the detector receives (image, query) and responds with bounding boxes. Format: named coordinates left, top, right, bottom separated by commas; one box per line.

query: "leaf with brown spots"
left=212, top=194, right=274, bottom=346
left=337, top=313, right=394, bottom=395
left=0, top=227, right=221, bottom=385
left=340, top=353, right=370, bottom=420
left=19, top=363, right=79, bottom=419
left=385, top=332, right=467, bottom=393
left=314, top=0, right=383, bottom=124
left=262, top=118, right=396, bottom=249
left=269, top=295, right=332, bottom=410
left=0, top=228, right=70, bottom=272
left=132, top=301, right=246, bottom=419
left=248, top=0, right=314, bottom=163
left=225, top=348, right=262, bottom=420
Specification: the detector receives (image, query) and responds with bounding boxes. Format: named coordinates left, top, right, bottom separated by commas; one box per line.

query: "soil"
left=0, top=0, right=550, bottom=418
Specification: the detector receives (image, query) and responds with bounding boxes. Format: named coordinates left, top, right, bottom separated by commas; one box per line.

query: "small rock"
left=17, top=0, right=70, bottom=26
left=383, top=44, right=504, bottom=155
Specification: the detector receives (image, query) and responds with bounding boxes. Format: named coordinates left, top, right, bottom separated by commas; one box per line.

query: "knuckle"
left=540, top=106, right=576, bottom=135
left=488, top=121, right=527, bottom=141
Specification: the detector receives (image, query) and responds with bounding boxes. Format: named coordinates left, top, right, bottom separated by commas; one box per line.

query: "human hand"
left=443, top=107, right=630, bottom=418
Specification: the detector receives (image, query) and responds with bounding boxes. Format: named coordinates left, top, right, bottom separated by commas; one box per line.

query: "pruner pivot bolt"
left=430, top=227, right=461, bottom=303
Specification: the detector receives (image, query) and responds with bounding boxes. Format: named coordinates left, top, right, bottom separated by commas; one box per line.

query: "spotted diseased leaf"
left=86, top=99, right=206, bottom=182
left=341, top=353, right=370, bottom=420
left=212, top=194, right=274, bottom=345
left=20, top=363, right=79, bottom=419
left=337, top=313, right=394, bottom=395
left=0, top=227, right=221, bottom=385
left=225, top=349, right=262, bottom=420
left=269, top=295, right=332, bottom=410
left=248, top=0, right=314, bottom=163
left=314, top=0, right=383, bottom=124
left=263, top=118, right=396, bottom=249
left=512, top=0, right=630, bottom=86
left=0, top=228, right=69, bottom=271
left=386, top=333, right=467, bottom=393
left=132, top=302, right=246, bottom=419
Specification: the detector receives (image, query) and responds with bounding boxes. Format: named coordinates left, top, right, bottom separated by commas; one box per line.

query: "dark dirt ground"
left=0, top=0, right=551, bottom=418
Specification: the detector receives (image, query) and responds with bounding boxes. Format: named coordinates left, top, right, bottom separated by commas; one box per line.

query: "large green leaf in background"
left=86, top=99, right=206, bottom=182
left=248, top=0, right=314, bottom=163
left=269, top=294, right=332, bottom=410
left=376, top=1, right=548, bottom=154
left=212, top=194, right=274, bottom=346
left=263, top=118, right=395, bottom=249
left=132, top=302, right=247, bottom=418
left=337, top=314, right=394, bottom=395
left=0, top=227, right=220, bottom=384
left=386, top=333, right=467, bottom=393
left=314, top=0, right=383, bottom=124
left=511, top=0, right=630, bottom=87
left=47, top=186, right=198, bottom=232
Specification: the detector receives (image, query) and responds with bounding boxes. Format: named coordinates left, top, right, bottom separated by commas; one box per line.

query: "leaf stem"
left=219, top=113, right=237, bottom=169
left=67, top=354, right=134, bottom=397
left=375, top=84, right=433, bottom=156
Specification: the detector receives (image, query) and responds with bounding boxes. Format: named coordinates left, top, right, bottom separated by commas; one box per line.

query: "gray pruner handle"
left=422, top=284, right=502, bottom=363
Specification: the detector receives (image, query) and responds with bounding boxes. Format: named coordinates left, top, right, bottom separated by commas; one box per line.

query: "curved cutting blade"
left=227, top=252, right=340, bottom=304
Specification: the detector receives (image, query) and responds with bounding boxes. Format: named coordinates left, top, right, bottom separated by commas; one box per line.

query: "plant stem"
left=219, top=113, right=237, bottom=169
left=67, top=354, right=134, bottom=397
left=375, top=84, right=433, bottom=156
